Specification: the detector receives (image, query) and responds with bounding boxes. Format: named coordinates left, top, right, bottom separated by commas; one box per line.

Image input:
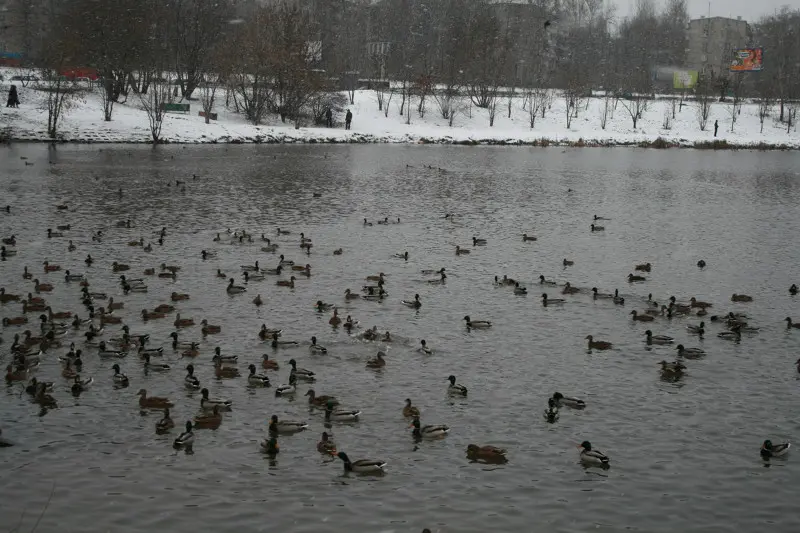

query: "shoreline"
left=3, top=130, right=798, bottom=151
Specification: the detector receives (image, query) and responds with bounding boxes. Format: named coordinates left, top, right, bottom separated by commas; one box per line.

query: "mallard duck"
left=544, top=398, right=560, bottom=422
left=635, top=262, right=651, bottom=272
left=447, top=375, right=467, bottom=396
left=697, top=260, right=707, bottom=268
left=42, top=260, right=61, bottom=272
left=344, top=289, right=360, bottom=300
left=586, top=335, right=612, bottom=350
left=463, top=315, right=491, bottom=328
left=111, top=364, right=129, bottom=386
left=200, top=319, right=221, bottom=334
left=366, top=351, right=386, bottom=368
left=98, top=341, right=127, bottom=358
left=194, top=405, right=222, bottom=430
left=143, top=353, right=170, bottom=372
left=173, top=421, right=194, bottom=448
left=181, top=343, right=200, bottom=358
left=785, top=317, right=800, bottom=329
left=271, top=332, right=298, bottom=349
left=25, top=377, right=53, bottom=395
left=276, top=276, right=296, bottom=288
left=591, top=287, right=613, bottom=299
left=253, top=294, right=264, bottom=306
left=402, top=294, right=422, bottom=309
left=170, top=292, right=189, bottom=301
left=329, top=308, right=341, bottom=326
left=247, top=364, right=271, bottom=387
left=676, top=344, right=705, bottom=358
left=455, top=246, right=470, bottom=255
left=418, top=339, right=432, bottom=355
left=403, top=398, right=421, bottom=418
left=243, top=270, right=265, bottom=282
left=257, top=352, right=279, bottom=370
left=690, top=297, right=712, bottom=309
left=645, top=330, right=674, bottom=345
left=590, top=224, right=604, bottom=232
left=513, top=283, right=528, bottom=295
left=260, top=437, right=280, bottom=455
left=305, top=388, right=338, bottom=407
left=552, top=392, right=585, bottom=409
left=0, top=288, right=22, bottom=303
left=275, top=374, right=297, bottom=397
left=562, top=282, right=580, bottom=295
left=791, top=284, right=799, bottom=295
left=628, top=273, right=646, bottom=282
left=466, top=444, right=507, bottom=463
left=761, top=440, right=790, bottom=458
left=410, top=416, right=449, bottom=439
left=35, top=383, right=57, bottom=407
left=659, top=360, right=687, bottom=374
left=541, top=293, right=565, bottom=306
left=5, top=364, right=28, bottom=382
left=309, top=336, right=327, bottom=354
left=200, top=387, right=232, bottom=411
left=111, top=262, right=129, bottom=272
left=64, top=270, right=84, bottom=282
left=71, top=375, right=93, bottom=394
left=141, top=309, right=166, bottom=321
left=184, top=364, right=200, bottom=389
left=522, top=233, right=537, bottom=242
left=263, top=265, right=283, bottom=275
left=227, top=278, right=247, bottom=294
left=325, top=400, right=361, bottom=422
left=241, top=261, right=260, bottom=272
left=288, top=358, right=315, bottom=381
left=731, top=294, right=753, bottom=303
left=630, top=310, right=654, bottom=322
left=268, top=414, right=307, bottom=434
left=278, top=254, right=294, bottom=266
left=317, top=432, right=336, bottom=455
left=212, top=356, right=239, bottom=378
left=156, top=408, right=174, bottom=433
left=687, top=321, right=705, bottom=334
left=472, top=236, right=487, bottom=246
left=138, top=389, right=173, bottom=409
left=579, top=441, right=609, bottom=466
left=337, top=452, right=386, bottom=474
left=173, top=314, right=194, bottom=328
left=33, top=279, right=53, bottom=292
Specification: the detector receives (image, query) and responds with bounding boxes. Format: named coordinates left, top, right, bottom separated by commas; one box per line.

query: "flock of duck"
left=1, top=202, right=796, bottom=471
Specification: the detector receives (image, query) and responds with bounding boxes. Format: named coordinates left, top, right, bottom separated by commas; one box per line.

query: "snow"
left=1, top=73, right=798, bottom=149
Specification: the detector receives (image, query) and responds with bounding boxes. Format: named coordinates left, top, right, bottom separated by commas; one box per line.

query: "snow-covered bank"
left=1, top=80, right=798, bottom=149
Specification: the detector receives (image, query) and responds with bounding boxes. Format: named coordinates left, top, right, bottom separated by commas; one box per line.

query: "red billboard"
left=730, top=48, right=763, bottom=72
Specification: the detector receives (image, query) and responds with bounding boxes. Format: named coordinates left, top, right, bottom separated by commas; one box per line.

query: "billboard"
left=730, top=48, right=763, bottom=72
left=673, top=70, right=698, bottom=89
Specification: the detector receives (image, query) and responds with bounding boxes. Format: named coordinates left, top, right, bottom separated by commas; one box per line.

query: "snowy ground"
left=1, top=74, right=798, bottom=148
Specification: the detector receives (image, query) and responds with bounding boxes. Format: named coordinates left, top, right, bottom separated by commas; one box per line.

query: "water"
left=1, top=144, right=800, bottom=533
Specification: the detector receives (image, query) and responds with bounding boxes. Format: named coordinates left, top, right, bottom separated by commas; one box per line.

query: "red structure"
left=60, top=67, right=100, bottom=80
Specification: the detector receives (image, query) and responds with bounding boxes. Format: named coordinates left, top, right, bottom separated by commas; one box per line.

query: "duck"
left=276, top=276, right=296, bottom=288
left=337, top=452, right=386, bottom=474
left=402, top=294, right=422, bottom=309
left=553, top=392, right=585, bottom=409
left=98, top=341, right=127, bottom=358
left=541, top=293, right=565, bottom=306
left=785, top=317, right=800, bottom=329
left=645, top=330, right=674, bottom=345
left=590, top=224, right=605, bottom=232
left=253, top=294, right=263, bottom=306
left=366, top=351, right=387, bottom=368
left=579, top=441, right=609, bottom=466
left=325, top=401, right=361, bottom=422
left=200, top=319, right=221, bottom=335
left=690, top=297, right=712, bottom=309
left=227, top=278, right=247, bottom=294
left=522, top=233, right=537, bottom=242
left=543, top=398, right=560, bottom=422
left=243, top=270, right=265, bottom=282
left=71, top=375, right=93, bottom=394
left=635, top=262, right=652, bottom=272
left=111, top=364, right=129, bottom=386
left=365, top=272, right=385, bottom=282
left=42, top=260, right=61, bottom=272
left=0, top=288, right=22, bottom=303
left=288, top=359, right=315, bottom=381
left=731, top=294, right=753, bottom=302
left=170, top=292, right=189, bottom=302
left=328, top=308, right=341, bottom=326
left=791, top=284, right=799, bottom=295
left=111, top=262, right=129, bottom=272
left=262, top=353, right=279, bottom=370
left=717, top=327, right=742, bottom=341
left=25, top=378, right=53, bottom=395
left=5, top=364, right=28, bottom=382
left=138, top=389, right=174, bottom=409
left=64, top=270, right=84, bottom=282
left=628, top=273, right=646, bottom=282
left=194, top=405, right=223, bottom=430
left=447, top=375, right=468, bottom=396
left=586, top=335, right=612, bottom=350
left=1, top=246, right=16, bottom=258
left=538, top=275, right=557, bottom=285
left=513, top=283, right=527, bottom=295
left=33, top=279, right=53, bottom=292
left=466, top=444, right=508, bottom=463
left=292, top=264, right=312, bottom=276
left=305, top=388, right=338, bottom=407
left=181, top=343, right=200, bottom=358
left=241, top=261, right=260, bottom=272
left=630, top=310, right=654, bottom=322
left=403, top=398, right=421, bottom=418
left=184, top=364, right=200, bottom=389
left=428, top=270, right=447, bottom=284
left=697, top=260, right=706, bottom=268
left=687, top=321, right=705, bottom=334
left=85, top=255, right=94, bottom=266
left=761, top=440, right=790, bottom=458
left=660, top=360, right=687, bottom=374
left=410, top=416, right=449, bottom=439
left=174, top=314, right=194, bottom=328
left=463, top=315, right=491, bottom=329
left=143, top=353, right=170, bottom=372
left=263, top=265, right=283, bottom=275
left=212, top=356, right=239, bottom=378
left=34, top=383, right=57, bottom=408
left=309, top=336, right=327, bottom=354
left=472, top=237, right=487, bottom=246
left=200, top=387, right=232, bottom=411
left=676, top=344, right=705, bottom=358
left=591, top=287, right=613, bottom=299
left=278, top=254, right=294, bottom=266
left=155, top=408, right=175, bottom=433
left=333, top=248, right=343, bottom=255
left=247, top=364, right=271, bottom=387
left=275, top=374, right=297, bottom=397
left=173, top=421, right=195, bottom=449
left=418, top=339, right=432, bottom=355
left=317, top=432, right=337, bottom=455
left=455, top=246, right=470, bottom=255
left=272, top=332, right=299, bottom=349
left=562, top=282, right=580, bottom=295
left=268, top=414, right=307, bottom=434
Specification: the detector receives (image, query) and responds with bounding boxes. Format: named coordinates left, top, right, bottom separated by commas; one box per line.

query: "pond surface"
left=1, top=144, right=800, bottom=533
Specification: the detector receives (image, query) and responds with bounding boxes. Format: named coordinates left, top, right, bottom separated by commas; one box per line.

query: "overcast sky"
left=615, top=0, right=791, bottom=22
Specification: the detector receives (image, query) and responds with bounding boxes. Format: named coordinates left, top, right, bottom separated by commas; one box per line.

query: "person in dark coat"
left=713, top=119, right=718, bottom=137
left=345, top=109, right=352, bottom=130
left=325, top=108, right=333, bottom=127
left=6, top=85, right=20, bottom=108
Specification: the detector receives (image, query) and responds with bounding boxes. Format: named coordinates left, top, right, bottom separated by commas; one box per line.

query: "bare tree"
left=695, top=74, right=714, bottom=131
left=139, top=74, right=172, bottom=143
left=726, top=73, right=744, bottom=132
left=36, top=70, right=81, bottom=139
left=526, top=87, right=548, bottom=129
left=758, top=94, right=773, bottom=133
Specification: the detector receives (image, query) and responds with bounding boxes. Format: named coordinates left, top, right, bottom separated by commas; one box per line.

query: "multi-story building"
left=686, top=15, right=751, bottom=77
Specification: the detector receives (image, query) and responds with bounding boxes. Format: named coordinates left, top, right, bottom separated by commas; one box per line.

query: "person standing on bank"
left=345, top=109, right=352, bottom=130
left=325, top=107, right=333, bottom=128
left=714, top=119, right=719, bottom=137
left=6, top=85, right=20, bottom=108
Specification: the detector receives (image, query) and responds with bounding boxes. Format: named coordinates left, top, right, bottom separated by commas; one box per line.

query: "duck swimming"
left=447, top=375, right=467, bottom=396
left=410, top=416, right=449, bottom=439
left=579, top=441, right=609, bottom=466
